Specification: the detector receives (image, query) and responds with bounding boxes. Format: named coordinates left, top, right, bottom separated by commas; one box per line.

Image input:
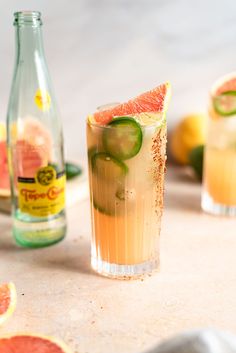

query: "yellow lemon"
left=170, top=113, right=207, bottom=165
left=0, top=122, right=6, bottom=141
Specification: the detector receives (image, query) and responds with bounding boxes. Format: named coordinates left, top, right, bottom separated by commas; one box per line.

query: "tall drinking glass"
left=87, top=110, right=167, bottom=278
left=202, top=72, right=236, bottom=216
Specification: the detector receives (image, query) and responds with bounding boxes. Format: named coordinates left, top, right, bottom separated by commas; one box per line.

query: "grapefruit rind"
left=0, top=333, right=72, bottom=353
left=133, top=112, right=166, bottom=127
left=0, top=282, right=17, bottom=326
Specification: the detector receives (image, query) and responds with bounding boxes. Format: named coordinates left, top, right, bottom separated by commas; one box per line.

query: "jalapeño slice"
left=213, top=90, right=236, bottom=116
left=91, top=152, right=128, bottom=215
left=103, top=117, right=142, bottom=160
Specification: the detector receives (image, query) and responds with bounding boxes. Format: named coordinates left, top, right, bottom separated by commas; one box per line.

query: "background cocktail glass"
left=202, top=74, right=236, bottom=216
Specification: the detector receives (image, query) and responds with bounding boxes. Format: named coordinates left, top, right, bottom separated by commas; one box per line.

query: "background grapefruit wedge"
left=93, top=82, right=171, bottom=124
left=210, top=72, right=236, bottom=118
left=0, top=282, right=17, bottom=326
left=0, top=140, right=10, bottom=197
left=0, top=122, right=10, bottom=197
left=0, top=334, right=72, bottom=353
left=13, top=117, right=53, bottom=178
left=211, top=72, right=236, bottom=96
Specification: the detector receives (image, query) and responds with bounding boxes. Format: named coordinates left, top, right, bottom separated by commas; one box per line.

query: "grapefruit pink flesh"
left=0, top=282, right=17, bottom=325
left=214, top=75, right=236, bottom=96
left=93, top=82, right=171, bottom=125
left=0, top=284, right=11, bottom=316
left=0, top=334, right=72, bottom=353
left=13, top=118, right=53, bottom=178
left=7, top=118, right=52, bottom=181
left=0, top=141, right=10, bottom=193
left=211, top=73, right=236, bottom=117
left=14, top=140, right=48, bottom=179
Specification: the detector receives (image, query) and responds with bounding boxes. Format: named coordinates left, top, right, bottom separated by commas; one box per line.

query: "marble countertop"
left=1, top=167, right=236, bottom=353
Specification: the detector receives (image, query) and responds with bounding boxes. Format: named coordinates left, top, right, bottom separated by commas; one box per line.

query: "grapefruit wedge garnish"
left=0, top=282, right=17, bottom=326
left=93, top=82, right=171, bottom=125
left=0, top=334, right=72, bottom=353
left=211, top=72, right=236, bottom=117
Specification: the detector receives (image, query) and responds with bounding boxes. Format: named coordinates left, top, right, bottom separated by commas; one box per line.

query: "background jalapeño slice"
left=213, top=90, right=236, bottom=116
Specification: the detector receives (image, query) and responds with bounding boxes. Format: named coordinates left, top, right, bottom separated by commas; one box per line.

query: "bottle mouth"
left=14, top=11, right=42, bottom=27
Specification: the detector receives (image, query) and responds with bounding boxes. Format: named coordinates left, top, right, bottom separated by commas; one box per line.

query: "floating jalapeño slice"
left=103, top=117, right=142, bottom=160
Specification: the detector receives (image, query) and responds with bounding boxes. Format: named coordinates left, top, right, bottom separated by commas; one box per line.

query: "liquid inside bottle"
left=7, top=11, right=66, bottom=247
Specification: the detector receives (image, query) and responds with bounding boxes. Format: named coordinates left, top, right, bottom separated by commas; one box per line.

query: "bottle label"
left=18, top=166, right=66, bottom=217
left=34, top=89, right=51, bottom=111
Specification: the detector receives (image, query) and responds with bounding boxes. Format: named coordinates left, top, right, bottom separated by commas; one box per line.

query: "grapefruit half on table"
left=0, top=334, right=72, bottom=353
left=0, top=282, right=17, bottom=326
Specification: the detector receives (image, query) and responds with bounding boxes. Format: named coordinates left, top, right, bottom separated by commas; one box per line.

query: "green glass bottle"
left=7, top=11, right=67, bottom=247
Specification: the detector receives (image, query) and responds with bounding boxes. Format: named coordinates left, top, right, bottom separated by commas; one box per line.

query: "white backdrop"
left=1, top=0, right=236, bottom=159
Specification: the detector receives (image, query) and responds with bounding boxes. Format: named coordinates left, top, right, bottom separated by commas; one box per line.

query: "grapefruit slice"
left=0, top=141, right=10, bottom=197
left=0, top=118, right=53, bottom=194
left=93, top=82, right=171, bottom=124
left=0, top=282, right=17, bottom=326
left=0, top=334, right=72, bottom=353
left=21, top=118, right=52, bottom=160
left=212, top=72, right=236, bottom=96
left=211, top=72, right=236, bottom=117
left=12, top=117, right=53, bottom=179
left=14, top=140, right=49, bottom=179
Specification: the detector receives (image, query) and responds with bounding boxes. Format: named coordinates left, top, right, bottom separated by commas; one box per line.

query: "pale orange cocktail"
left=87, top=83, right=170, bottom=278
left=202, top=73, right=236, bottom=216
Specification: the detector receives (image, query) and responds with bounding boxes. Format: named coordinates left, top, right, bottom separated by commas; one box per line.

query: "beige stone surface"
left=0, top=167, right=236, bottom=353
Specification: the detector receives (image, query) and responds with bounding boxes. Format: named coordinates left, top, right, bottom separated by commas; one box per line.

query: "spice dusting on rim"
left=151, top=124, right=167, bottom=223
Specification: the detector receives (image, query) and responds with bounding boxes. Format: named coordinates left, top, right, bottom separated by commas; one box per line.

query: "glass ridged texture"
left=202, top=87, right=236, bottom=216
left=7, top=12, right=66, bottom=247
left=87, top=113, right=167, bottom=279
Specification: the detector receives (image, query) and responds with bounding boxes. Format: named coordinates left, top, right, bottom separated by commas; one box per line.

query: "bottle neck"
left=15, top=25, right=45, bottom=62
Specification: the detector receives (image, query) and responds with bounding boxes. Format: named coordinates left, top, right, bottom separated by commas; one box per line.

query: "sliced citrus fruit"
left=0, top=282, right=17, bottom=326
left=14, top=140, right=49, bottom=178
left=11, top=117, right=53, bottom=179
left=22, top=117, right=52, bottom=159
left=0, top=141, right=10, bottom=197
left=132, top=112, right=165, bottom=126
left=93, top=82, right=171, bottom=125
left=212, top=72, right=236, bottom=96
left=211, top=72, right=236, bottom=117
left=0, top=123, right=10, bottom=196
left=0, top=334, right=72, bottom=353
